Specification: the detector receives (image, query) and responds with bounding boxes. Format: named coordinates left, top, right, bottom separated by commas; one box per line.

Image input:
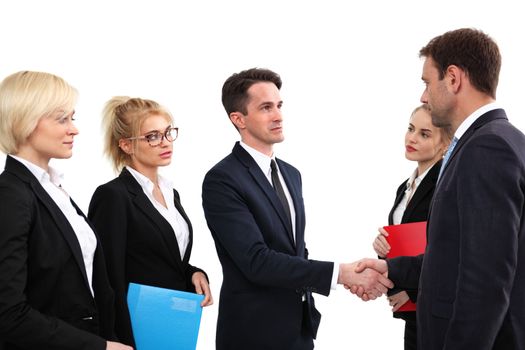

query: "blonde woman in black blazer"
left=372, top=104, right=450, bottom=350
left=0, top=71, right=130, bottom=350
left=88, top=97, right=213, bottom=347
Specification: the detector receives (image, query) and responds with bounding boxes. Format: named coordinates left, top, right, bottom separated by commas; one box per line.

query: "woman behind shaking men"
left=0, top=71, right=131, bottom=350
left=88, top=97, right=213, bottom=347
left=372, top=104, right=450, bottom=350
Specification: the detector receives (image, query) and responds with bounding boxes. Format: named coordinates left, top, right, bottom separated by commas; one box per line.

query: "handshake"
left=338, top=259, right=392, bottom=301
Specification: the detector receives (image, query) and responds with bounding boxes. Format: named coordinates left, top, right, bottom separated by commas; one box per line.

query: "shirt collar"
left=10, top=155, right=64, bottom=186
left=240, top=141, right=275, bottom=177
left=125, top=165, right=172, bottom=193
left=455, top=102, right=501, bottom=140
left=405, top=163, right=434, bottom=190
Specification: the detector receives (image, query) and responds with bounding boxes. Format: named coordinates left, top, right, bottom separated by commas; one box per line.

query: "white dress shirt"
left=11, top=155, right=97, bottom=296
left=126, top=166, right=189, bottom=259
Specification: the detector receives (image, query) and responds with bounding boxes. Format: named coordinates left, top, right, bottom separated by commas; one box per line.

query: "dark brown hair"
left=221, top=68, right=282, bottom=116
left=420, top=28, right=501, bottom=98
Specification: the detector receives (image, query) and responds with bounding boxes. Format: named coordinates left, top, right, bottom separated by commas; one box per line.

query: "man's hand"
left=338, top=259, right=393, bottom=301
left=346, top=258, right=391, bottom=301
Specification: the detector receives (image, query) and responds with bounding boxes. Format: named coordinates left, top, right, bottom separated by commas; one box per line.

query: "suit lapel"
left=173, top=190, right=193, bottom=264
left=233, top=143, right=296, bottom=249
left=119, top=169, right=186, bottom=273
left=6, top=157, right=92, bottom=292
left=247, top=165, right=296, bottom=247
left=388, top=182, right=406, bottom=225
left=439, top=109, right=507, bottom=184
left=33, top=184, right=92, bottom=289
left=402, top=160, right=441, bottom=222
left=431, top=108, right=508, bottom=205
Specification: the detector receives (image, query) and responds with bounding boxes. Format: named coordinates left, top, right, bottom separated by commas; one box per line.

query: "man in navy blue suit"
left=202, top=68, right=393, bottom=350
left=355, top=28, right=525, bottom=349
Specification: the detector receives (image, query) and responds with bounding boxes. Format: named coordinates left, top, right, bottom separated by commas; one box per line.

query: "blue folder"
left=127, top=283, right=205, bottom=350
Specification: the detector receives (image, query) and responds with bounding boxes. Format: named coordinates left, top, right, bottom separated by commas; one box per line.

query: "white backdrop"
left=1, top=1, right=524, bottom=349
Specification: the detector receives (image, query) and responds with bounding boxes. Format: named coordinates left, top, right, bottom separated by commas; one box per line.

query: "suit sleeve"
left=443, top=135, right=522, bottom=347
left=0, top=183, right=106, bottom=349
left=185, top=264, right=209, bottom=293
left=387, top=254, right=424, bottom=290
left=88, top=184, right=134, bottom=347
left=202, top=168, right=333, bottom=296
left=406, top=289, right=418, bottom=302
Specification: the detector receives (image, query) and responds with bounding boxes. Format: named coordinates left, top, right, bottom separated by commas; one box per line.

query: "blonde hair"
left=0, top=71, right=78, bottom=154
left=102, top=96, right=173, bottom=171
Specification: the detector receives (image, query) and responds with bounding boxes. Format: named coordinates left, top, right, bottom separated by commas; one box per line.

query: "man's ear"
left=118, top=138, right=133, bottom=155
left=229, top=112, right=246, bottom=130
left=445, top=65, right=463, bottom=94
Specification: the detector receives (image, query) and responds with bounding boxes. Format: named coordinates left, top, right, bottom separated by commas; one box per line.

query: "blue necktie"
left=438, top=136, right=458, bottom=182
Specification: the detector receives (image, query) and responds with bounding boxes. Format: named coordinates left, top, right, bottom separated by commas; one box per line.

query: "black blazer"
left=88, top=168, right=206, bottom=347
left=388, top=159, right=441, bottom=226
left=388, top=109, right=525, bottom=349
left=202, top=142, right=334, bottom=350
left=0, top=156, right=115, bottom=350
left=387, top=160, right=441, bottom=321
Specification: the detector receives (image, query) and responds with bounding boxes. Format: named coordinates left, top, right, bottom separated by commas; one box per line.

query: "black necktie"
left=270, top=159, right=292, bottom=227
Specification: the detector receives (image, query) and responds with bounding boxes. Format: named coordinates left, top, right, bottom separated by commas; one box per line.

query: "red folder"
left=384, top=221, right=427, bottom=312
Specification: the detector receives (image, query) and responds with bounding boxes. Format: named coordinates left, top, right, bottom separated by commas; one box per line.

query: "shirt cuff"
left=330, top=262, right=339, bottom=290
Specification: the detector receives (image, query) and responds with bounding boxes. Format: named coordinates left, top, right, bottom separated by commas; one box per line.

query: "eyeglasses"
left=127, top=126, right=179, bottom=147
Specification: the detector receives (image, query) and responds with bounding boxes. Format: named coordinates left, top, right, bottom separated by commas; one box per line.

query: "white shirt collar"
left=240, top=141, right=275, bottom=178
left=125, top=166, right=173, bottom=193
left=405, top=163, right=434, bottom=190
left=455, top=102, right=501, bottom=140
left=10, top=155, right=64, bottom=186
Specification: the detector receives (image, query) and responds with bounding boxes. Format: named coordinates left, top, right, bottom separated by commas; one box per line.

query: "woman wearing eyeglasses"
left=88, top=96, right=213, bottom=347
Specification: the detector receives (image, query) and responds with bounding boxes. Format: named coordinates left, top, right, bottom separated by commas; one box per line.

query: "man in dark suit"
left=355, top=28, right=525, bottom=349
left=202, top=68, right=393, bottom=350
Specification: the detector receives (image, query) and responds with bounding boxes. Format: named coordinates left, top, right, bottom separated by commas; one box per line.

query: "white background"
left=1, top=1, right=524, bottom=349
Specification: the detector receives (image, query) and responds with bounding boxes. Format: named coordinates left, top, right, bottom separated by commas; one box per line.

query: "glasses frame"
left=127, top=126, right=178, bottom=147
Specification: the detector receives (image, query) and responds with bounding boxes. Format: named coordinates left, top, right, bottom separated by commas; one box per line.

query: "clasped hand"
left=338, top=259, right=393, bottom=301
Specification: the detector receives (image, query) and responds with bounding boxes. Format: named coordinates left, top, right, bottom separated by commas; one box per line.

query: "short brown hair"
left=419, top=28, right=501, bottom=99
left=221, top=68, right=282, bottom=116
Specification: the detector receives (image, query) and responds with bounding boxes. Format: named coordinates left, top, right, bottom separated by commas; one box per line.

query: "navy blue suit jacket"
left=202, top=142, right=333, bottom=350
left=388, top=109, right=525, bottom=349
